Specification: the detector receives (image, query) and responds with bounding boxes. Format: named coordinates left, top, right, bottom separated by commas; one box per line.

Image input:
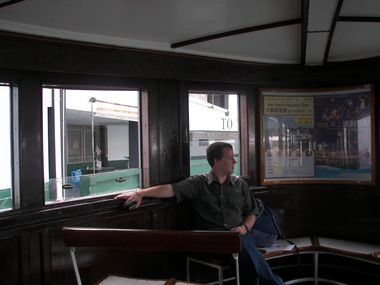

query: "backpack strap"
left=266, top=205, right=282, bottom=237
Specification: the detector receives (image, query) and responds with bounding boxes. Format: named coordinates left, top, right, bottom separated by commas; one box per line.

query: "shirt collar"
left=206, top=171, right=236, bottom=186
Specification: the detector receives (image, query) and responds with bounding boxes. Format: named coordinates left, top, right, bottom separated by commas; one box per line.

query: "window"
left=43, top=88, right=141, bottom=204
left=189, top=92, right=240, bottom=175
left=207, top=93, right=229, bottom=109
left=0, top=84, right=17, bottom=211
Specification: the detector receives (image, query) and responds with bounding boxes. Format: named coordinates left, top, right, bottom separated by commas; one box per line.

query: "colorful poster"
left=261, top=86, right=373, bottom=184
left=263, top=97, right=314, bottom=178
left=314, top=92, right=372, bottom=181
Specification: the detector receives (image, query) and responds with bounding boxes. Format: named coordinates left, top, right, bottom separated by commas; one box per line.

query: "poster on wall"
left=263, top=96, right=315, bottom=178
left=260, top=85, right=375, bottom=185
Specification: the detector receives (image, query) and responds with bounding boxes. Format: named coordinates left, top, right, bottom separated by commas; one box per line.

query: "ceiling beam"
left=0, top=0, right=24, bottom=9
left=323, top=0, right=344, bottom=65
left=171, top=18, right=301, bottom=49
left=338, top=16, right=380, bottom=22
left=301, top=0, right=310, bottom=66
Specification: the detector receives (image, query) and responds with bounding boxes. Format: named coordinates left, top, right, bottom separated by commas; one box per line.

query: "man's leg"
left=240, top=234, right=285, bottom=285
left=238, top=248, right=259, bottom=285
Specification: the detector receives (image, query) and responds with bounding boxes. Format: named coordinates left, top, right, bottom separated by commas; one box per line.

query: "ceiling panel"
left=180, top=24, right=301, bottom=64
left=305, top=32, right=329, bottom=65
left=0, top=0, right=300, bottom=42
left=308, top=0, right=338, bottom=31
left=340, top=0, right=380, bottom=16
left=329, top=22, right=380, bottom=61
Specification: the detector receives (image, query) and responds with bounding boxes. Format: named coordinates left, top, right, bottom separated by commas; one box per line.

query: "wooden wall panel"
left=0, top=237, right=21, bottom=285
left=255, top=186, right=380, bottom=244
left=18, top=79, right=44, bottom=210
left=157, top=80, right=183, bottom=184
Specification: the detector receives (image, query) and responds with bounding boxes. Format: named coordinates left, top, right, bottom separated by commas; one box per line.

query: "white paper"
left=258, top=239, right=295, bottom=252
left=100, top=275, right=195, bottom=285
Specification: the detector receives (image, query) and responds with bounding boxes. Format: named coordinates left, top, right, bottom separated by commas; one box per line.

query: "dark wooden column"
left=18, top=78, right=44, bottom=209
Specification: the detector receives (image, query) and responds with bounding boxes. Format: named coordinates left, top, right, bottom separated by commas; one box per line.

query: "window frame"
left=41, top=84, right=148, bottom=205
left=181, top=82, right=251, bottom=179
left=0, top=82, right=20, bottom=212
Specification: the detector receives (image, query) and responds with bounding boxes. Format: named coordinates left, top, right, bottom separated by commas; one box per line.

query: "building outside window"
left=189, top=92, right=240, bottom=175
left=42, top=88, right=141, bottom=204
left=0, top=84, right=17, bottom=211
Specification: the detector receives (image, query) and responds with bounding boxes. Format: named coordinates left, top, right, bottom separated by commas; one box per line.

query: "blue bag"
left=71, top=169, right=82, bottom=183
left=252, top=198, right=281, bottom=247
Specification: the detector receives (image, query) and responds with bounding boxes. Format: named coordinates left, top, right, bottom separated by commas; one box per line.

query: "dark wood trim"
left=18, top=78, right=44, bottom=209
left=301, top=0, right=310, bottom=66
left=252, top=87, right=261, bottom=185
left=4, top=32, right=380, bottom=86
left=323, top=0, right=344, bottom=64
left=178, top=85, right=190, bottom=178
left=141, top=88, right=150, bottom=188
left=258, top=89, right=265, bottom=186
left=171, top=18, right=302, bottom=49
left=157, top=80, right=181, bottom=184
left=0, top=0, right=24, bottom=9
left=147, top=80, right=160, bottom=186
left=239, top=93, right=248, bottom=177
left=338, top=16, right=380, bottom=23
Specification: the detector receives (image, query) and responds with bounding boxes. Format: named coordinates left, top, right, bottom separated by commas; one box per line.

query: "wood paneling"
left=0, top=237, right=21, bottom=284
left=254, top=185, right=380, bottom=244
left=18, top=79, right=44, bottom=210
left=0, top=32, right=379, bottom=285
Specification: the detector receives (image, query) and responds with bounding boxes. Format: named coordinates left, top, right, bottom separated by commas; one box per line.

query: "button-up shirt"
left=172, top=172, right=258, bottom=231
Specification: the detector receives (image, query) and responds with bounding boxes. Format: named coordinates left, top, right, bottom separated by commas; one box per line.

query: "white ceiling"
left=0, top=0, right=380, bottom=66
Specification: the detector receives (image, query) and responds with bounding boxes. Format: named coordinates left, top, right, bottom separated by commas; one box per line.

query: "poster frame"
left=259, top=85, right=375, bottom=185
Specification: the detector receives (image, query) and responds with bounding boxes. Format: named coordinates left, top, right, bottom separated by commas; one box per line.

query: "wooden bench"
left=62, top=227, right=241, bottom=285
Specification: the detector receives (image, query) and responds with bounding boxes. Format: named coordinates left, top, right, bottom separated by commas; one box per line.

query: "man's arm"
left=115, top=184, right=175, bottom=209
left=232, top=214, right=256, bottom=235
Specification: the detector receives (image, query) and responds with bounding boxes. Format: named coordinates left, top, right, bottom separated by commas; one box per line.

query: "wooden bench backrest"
left=62, top=227, right=241, bottom=253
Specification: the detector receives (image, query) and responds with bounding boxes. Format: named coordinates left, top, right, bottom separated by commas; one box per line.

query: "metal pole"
left=89, top=97, right=96, bottom=175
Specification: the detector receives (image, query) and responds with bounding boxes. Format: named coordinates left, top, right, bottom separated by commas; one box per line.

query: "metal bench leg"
left=186, top=257, right=191, bottom=282
left=233, top=253, right=240, bottom=285
left=218, top=264, right=223, bottom=285
left=69, top=247, right=82, bottom=285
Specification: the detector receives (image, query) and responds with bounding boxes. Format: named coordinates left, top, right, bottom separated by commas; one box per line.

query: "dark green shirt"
left=172, top=172, right=259, bottom=231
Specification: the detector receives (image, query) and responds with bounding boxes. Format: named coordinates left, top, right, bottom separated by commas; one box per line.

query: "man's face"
left=214, top=147, right=236, bottom=175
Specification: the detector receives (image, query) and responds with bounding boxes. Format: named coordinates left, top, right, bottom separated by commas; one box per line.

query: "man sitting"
left=116, top=142, right=284, bottom=285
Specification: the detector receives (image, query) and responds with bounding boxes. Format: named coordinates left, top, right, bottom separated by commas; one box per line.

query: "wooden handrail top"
left=262, top=237, right=380, bottom=264
left=62, top=227, right=241, bottom=253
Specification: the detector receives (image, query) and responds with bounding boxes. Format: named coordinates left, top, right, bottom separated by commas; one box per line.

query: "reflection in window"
left=43, top=88, right=140, bottom=204
left=189, top=92, right=240, bottom=175
left=0, top=84, right=14, bottom=211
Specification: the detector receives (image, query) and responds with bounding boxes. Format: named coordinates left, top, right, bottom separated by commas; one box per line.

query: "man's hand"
left=232, top=225, right=248, bottom=235
left=114, top=184, right=174, bottom=210
left=115, top=190, right=143, bottom=209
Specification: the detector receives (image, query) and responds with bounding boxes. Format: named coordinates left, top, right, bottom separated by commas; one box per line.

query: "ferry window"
left=42, top=88, right=140, bottom=204
left=0, top=84, right=17, bottom=211
left=189, top=92, right=240, bottom=175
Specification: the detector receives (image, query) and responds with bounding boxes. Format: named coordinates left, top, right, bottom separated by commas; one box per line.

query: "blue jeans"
left=239, top=233, right=284, bottom=285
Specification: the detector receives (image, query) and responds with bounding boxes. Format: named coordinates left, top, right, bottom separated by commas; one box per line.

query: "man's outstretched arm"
left=115, top=184, right=175, bottom=209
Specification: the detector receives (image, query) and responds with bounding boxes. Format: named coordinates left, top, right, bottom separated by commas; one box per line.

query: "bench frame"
left=62, top=227, right=241, bottom=285
left=262, top=237, right=380, bottom=285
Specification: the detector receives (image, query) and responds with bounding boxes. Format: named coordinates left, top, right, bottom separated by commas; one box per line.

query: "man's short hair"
left=206, top=142, right=233, bottom=167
